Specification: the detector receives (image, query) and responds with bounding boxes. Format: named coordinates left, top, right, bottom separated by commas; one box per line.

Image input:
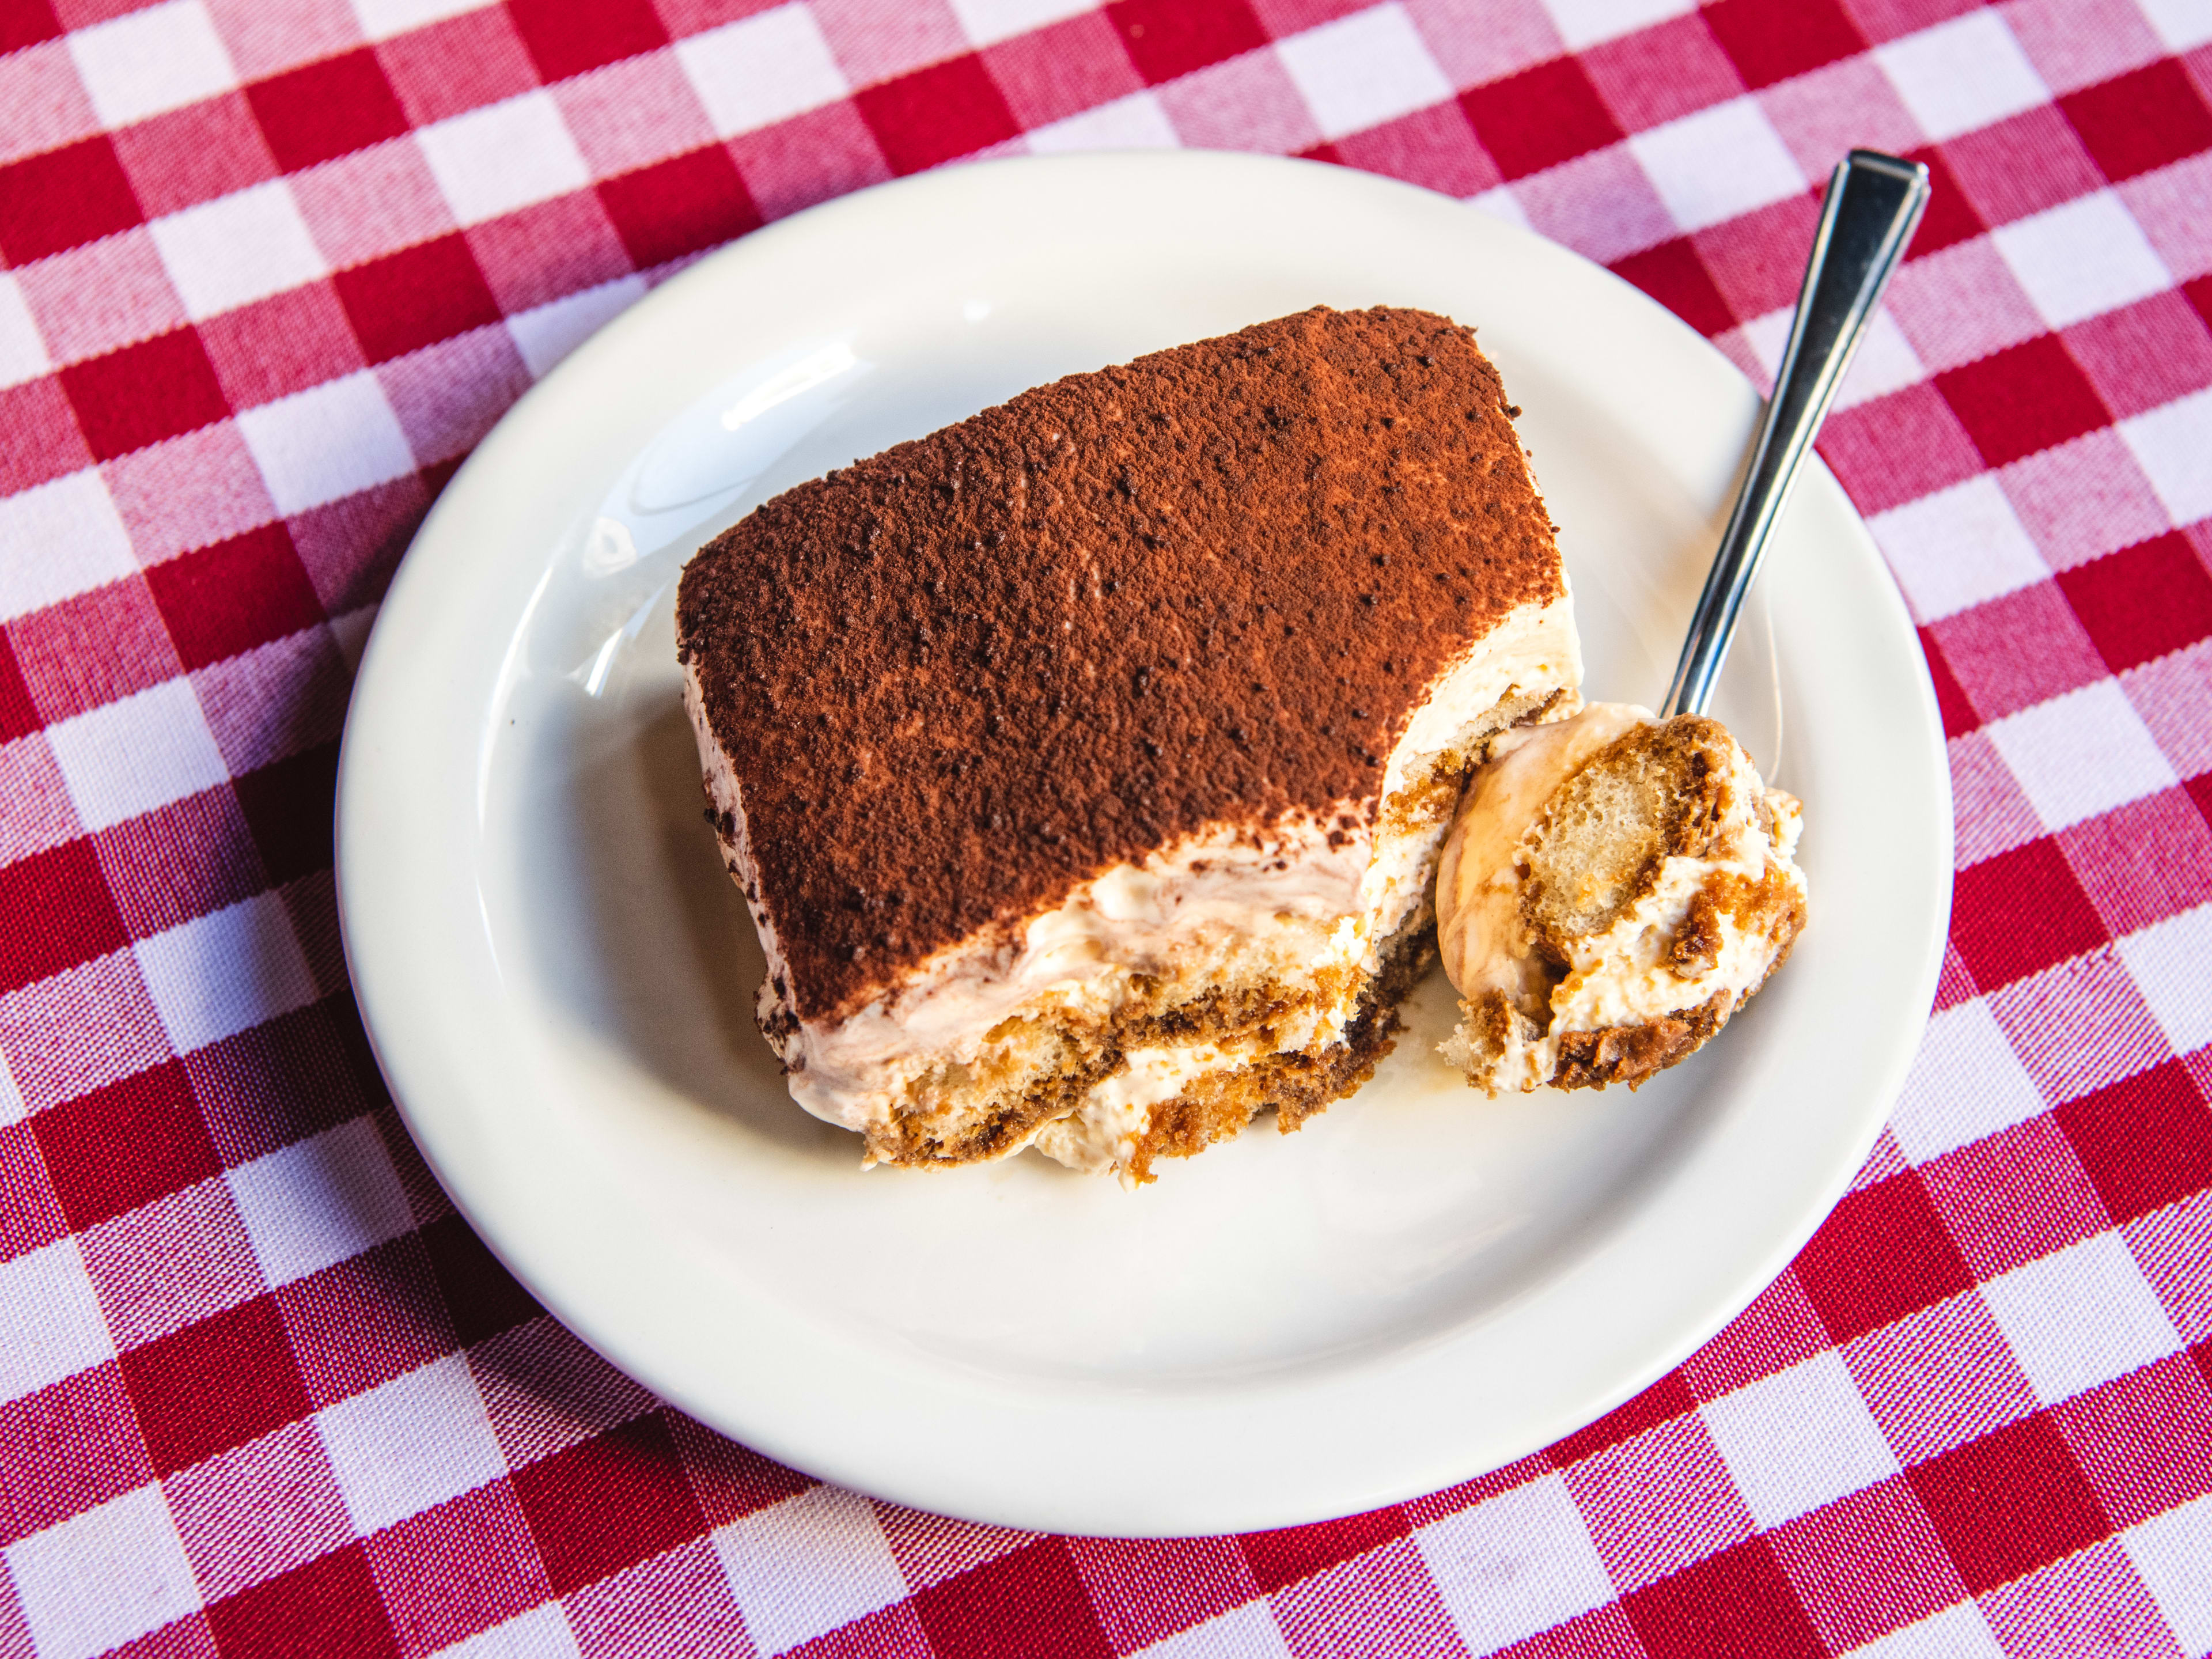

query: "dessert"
left=1435, top=704, right=1806, bottom=1093
left=677, top=305, right=1581, bottom=1180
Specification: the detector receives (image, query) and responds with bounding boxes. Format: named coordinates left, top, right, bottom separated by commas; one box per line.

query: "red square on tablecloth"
left=1240, top=1508, right=1409, bottom=1594
left=1949, top=836, right=2110, bottom=993
left=0, top=837, right=130, bottom=997
left=1106, top=0, right=1265, bottom=86
left=1622, top=1537, right=1824, bottom=1659
left=509, top=0, right=669, bottom=84
left=245, top=48, right=411, bottom=173
left=60, top=329, right=232, bottom=464
left=511, top=1414, right=707, bottom=1596
left=1916, top=626, right=1980, bottom=738
left=596, top=146, right=759, bottom=271
left=416, top=1213, right=542, bottom=1348
left=1907, top=1411, right=2111, bottom=1594
left=1791, top=1171, right=1976, bottom=1346
left=1700, top=0, right=1866, bottom=92
left=2058, top=532, right=2212, bottom=676
left=147, top=525, right=327, bottom=673
left=853, top=54, right=1020, bottom=176
left=1460, top=56, right=1623, bottom=181
left=1549, top=1373, right=1699, bottom=1467
left=1, top=0, right=60, bottom=53
left=119, top=1295, right=313, bottom=1474
left=0, top=135, right=142, bottom=264
left=1901, top=146, right=1987, bottom=259
left=229, top=740, right=338, bottom=887
left=912, top=1539, right=1113, bottom=1659
left=0, top=632, right=37, bottom=747
left=2056, top=1059, right=2212, bottom=1226
left=2061, top=59, right=2212, bottom=185
left=332, top=235, right=503, bottom=366
left=1609, top=239, right=1734, bottom=338
left=203, top=1541, right=400, bottom=1659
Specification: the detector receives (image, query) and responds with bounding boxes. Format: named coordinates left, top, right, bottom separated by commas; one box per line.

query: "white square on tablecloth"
left=3, top=1485, right=200, bottom=1659
left=713, top=1485, right=907, bottom=1656
left=1537, top=0, right=1694, bottom=51
left=0, top=1238, right=114, bottom=1402
left=1468, top=184, right=1531, bottom=228
left=433, top=1606, right=586, bottom=1659
left=67, top=0, right=238, bottom=128
left=945, top=0, right=1092, bottom=48
left=1890, top=998, right=2050, bottom=1164
left=2124, top=1494, right=2212, bottom=1654
left=226, top=1116, right=415, bottom=1289
left=1987, top=679, right=2179, bottom=834
left=134, top=890, right=320, bottom=1055
left=1637, top=99, right=1805, bottom=236
left=1276, top=4, right=1455, bottom=142
left=416, top=91, right=591, bottom=228
left=347, top=0, right=491, bottom=41
left=46, top=678, right=231, bottom=835
left=1868, top=474, right=2049, bottom=623
left=0, top=469, right=139, bottom=625
left=236, top=370, right=416, bottom=516
left=1981, top=1233, right=2182, bottom=1405
left=2115, top=903, right=2212, bottom=1058
left=1700, top=1351, right=1901, bottom=1529
left=1415, top=1475, right=1615, bottom=1654
left=1874, top=13, right=2048, bottom=143
left=1027, top=92, right=1179, bottom=154
left=506, top=275, right=646, bottom=380
left=2135, top=0, right=2212, bottom=51
left=1134, top=1604, right=1295, bottom=1657
left=317, top=1354, right=509, bottom=1533
left=149, top=182, right=329, bottom=323
left=0, top=272, right=52, bottom=391
left=0, top=1047, right=23, bottom=1129
left=675, top=5, right=849, bottom=142
left=1993, top=192, right=2173, bottom=331
left=1628, top=97, right=1809, bottom=234
left=2119, top=388, right=2212, bottom=529
left=1850, top=1602, right=2007, bottom=1659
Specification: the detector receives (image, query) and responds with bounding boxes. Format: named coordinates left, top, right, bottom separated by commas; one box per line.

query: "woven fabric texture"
left=4, top=0, right=2212, bottom=1653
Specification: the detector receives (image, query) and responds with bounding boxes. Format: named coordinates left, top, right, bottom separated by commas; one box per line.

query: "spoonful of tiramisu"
left=1435, top=150, right=1931, bottom=1094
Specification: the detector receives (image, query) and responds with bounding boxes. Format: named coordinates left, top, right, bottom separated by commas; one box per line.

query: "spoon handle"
left=1660, top=149, right=1930, bottom=719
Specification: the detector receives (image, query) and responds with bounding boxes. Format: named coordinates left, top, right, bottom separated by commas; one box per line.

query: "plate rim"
left=337, top=149, right=1954, bottom=1536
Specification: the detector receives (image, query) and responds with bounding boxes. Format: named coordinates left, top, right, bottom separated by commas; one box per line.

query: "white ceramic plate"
left=338, top=151, right=1950, bottom=1537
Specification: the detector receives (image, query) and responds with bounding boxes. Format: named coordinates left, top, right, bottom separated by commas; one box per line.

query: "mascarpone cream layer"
left=686, top=588, right=1582, bottom=1145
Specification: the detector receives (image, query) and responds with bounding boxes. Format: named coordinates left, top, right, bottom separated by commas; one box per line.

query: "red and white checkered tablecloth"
left=4, top=0, right=2211, bottom=1651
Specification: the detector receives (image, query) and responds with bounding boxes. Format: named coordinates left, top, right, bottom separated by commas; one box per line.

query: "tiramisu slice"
left=677, top=306, right=1581, bottom=1180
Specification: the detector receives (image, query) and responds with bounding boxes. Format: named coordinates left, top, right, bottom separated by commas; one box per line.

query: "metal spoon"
left=1660, top=149, right=1931, bottom=719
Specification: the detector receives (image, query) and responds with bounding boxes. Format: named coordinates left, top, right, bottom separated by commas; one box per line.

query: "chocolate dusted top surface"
left=677, top=305, right=1565, bottom=1022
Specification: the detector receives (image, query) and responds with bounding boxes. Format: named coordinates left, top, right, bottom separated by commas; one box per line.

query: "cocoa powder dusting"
left=676, top=306, right=1564, bottom=1021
